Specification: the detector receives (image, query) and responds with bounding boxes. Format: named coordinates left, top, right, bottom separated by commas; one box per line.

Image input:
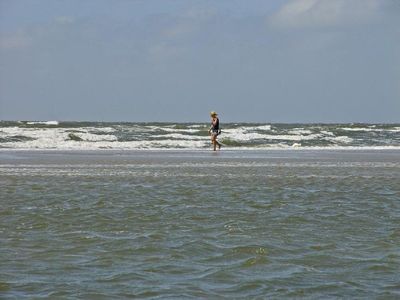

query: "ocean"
left=1, top=122, right=399, bottom=298
left=1, top=121, right=399, bottom=150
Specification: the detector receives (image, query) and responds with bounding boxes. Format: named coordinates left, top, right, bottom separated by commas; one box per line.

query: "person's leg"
left=215, top=133, right=221, bottom=150
left=212, top=134, right=217, bottom=151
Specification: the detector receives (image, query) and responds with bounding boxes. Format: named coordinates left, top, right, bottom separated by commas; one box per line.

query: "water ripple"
left=1, top=151, right=399, bottom=298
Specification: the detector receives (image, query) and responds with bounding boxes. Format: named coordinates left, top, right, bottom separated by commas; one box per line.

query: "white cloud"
left=0, top=32, right=32, bottom=49
left=0, top=16, right=75, bottom=50
left=147, top=43, right=187, bottom=61
left=161, top=7, right=216, bottom=39
left=270, top=0, right=382, bottom=29
left=54, top=16, right=75, bottom=25
left=161, top=22, right=196, bottom=39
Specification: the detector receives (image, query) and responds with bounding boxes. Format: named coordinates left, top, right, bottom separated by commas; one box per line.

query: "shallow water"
left=1, top=150, right=400, bottom=298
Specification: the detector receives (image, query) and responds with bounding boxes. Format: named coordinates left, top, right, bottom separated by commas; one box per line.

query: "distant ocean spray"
left=0, top=121, right=399, bottom=150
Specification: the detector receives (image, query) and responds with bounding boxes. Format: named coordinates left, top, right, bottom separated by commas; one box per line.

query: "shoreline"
left=1, top=146, right=400, bottom=153
left=1, top=148, right=399, bottom=166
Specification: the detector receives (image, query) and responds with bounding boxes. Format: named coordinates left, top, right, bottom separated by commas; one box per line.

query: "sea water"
left=1, top=149, right=399, bottom=298
left=1, top=121, right=400, bottom=150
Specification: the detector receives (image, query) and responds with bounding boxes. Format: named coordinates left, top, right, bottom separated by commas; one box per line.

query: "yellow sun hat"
left=210, top=111, right=218, bottom=116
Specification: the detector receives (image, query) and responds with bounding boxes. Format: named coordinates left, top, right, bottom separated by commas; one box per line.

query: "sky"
left=0, top=0, right=399, bottom=123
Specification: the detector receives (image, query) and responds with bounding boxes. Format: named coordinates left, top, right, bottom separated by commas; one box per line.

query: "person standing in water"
left=209, top=111, right=221, bottom=151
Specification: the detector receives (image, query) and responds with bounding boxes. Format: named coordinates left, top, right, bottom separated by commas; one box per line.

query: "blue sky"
left=0, top=0, right=399, bottom=122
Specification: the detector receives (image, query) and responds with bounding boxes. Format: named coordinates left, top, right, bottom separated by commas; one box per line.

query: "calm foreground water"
left=1, top=150, right=399, bottom=299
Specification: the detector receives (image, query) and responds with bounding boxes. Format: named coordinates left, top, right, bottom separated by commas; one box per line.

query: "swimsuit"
left=211, top=118, right=220, bottom=135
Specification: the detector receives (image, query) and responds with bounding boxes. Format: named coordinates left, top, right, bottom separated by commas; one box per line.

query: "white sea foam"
left=0, top=125, right=398, bottom=151
left=159, top=127, right=201, bottom=133
left=222, top=130, right=266, bottom=141
left=225, top=132, right=321, bottom=141
left=153, top=133, right=208, bottom=141
left=0, top=126, right=209, bottom=150
left=90, top=127, right=116, bottom=133
left=188, top=124, right=207, bottom=128
left=1, top=123, right=399, bottom=151
left=69, top=132, right=117, bottom=142
left=254, top=125, right=272, bottom=131
left=341, top=127, right=376, bottom=132
left=341, top=127, right=400, bottom=132
left=26, top=121, right=59, bottom=125
left=324, top=135, right=353, bottom=144
left=287, top=128, right=313, bottom=135
left=320, top=130, right=335, bottom=136
left=221, top=126, right=320, bottom=142
left=0, top=126, right=119, bottom=149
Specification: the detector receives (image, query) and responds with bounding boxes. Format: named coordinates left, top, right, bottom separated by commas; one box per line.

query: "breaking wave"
left=25, top=120, right=59, bottom=126
left=0, top=122, right=399, bottom=150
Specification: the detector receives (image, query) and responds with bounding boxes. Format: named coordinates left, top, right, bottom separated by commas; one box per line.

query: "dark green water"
left=1, top=150, right=399, bottom=298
